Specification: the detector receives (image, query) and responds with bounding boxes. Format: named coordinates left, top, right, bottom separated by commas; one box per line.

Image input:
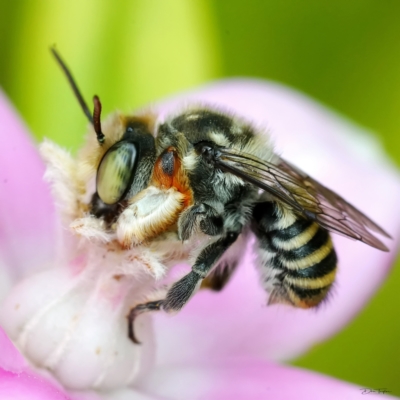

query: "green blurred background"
left=0, top=0, right=399, bottom=395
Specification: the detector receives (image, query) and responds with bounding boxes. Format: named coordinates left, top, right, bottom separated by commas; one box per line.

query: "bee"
left=50, top=49, right=390, bottom=345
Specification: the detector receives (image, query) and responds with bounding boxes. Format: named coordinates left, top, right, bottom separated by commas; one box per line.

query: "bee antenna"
left=92, top=95, right=105, bottom=143
left=50, top=47, right=105, bottom=144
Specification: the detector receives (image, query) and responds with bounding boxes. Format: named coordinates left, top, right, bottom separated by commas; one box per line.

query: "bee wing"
left=217, top=150, right=390, bottom=251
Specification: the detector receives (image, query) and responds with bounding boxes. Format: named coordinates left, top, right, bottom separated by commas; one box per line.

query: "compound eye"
left=96, top=142, right=138, bottom=205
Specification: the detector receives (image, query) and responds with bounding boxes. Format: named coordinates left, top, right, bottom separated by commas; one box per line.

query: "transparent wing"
left=216, top=149, right=390, bottom=251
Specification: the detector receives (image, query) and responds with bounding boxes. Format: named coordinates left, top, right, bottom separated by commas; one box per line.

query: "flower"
left=0, top=81, right=399, bottom=399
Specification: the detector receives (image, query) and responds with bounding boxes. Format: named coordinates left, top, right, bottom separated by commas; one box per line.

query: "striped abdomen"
left=252, top=202, right=337, bottom=308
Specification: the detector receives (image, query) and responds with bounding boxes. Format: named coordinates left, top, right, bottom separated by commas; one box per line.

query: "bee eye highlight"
left=96, top=141, right=138, bottom=205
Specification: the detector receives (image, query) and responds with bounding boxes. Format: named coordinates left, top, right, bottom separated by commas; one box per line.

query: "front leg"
left=116, top=186, right=185, bottom=248
left=127, top=231, right=239, bottom=343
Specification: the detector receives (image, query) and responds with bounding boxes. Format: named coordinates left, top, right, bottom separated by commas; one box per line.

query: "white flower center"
left=0, top=246, right=157, bottom=390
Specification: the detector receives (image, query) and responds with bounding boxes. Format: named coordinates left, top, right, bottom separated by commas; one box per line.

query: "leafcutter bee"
left=50, top=49, right=390, bottom=344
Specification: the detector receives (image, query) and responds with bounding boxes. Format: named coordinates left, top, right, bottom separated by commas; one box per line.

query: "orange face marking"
left=152, top=147, right=193, bottom=208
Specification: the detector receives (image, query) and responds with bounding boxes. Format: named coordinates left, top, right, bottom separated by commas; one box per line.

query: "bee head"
left=95, top=118, right=156, bottom=206
left=51, top=48, right=158, bottom=223
left=78, top=114, right=156, bottom=224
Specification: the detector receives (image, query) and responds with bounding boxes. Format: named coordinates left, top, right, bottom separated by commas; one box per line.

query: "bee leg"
left=127, top=300, right=164, bottom=344
left=127, top=232, right=239, bottom=343
left=178, top=203, right=223, bottom=240
left=200, top=260, right=239, bottom=291
left=163, top=231, right=239, bottom=312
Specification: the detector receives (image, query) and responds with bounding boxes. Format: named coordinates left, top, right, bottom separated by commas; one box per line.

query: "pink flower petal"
left=1, top=326, right=396, bottom=400
left=151, top=80, right=400, bottom=363
left=0, top=369, right=74, bottom=400
left=138, top=358, right=396, bottom=400
left=0, top=91, right=56, bottom=281
left=0, top=326, right=27, bottom=372
left=1, top=82, right=398, bottom=397
left=0, top=327, right=73, bottom=400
